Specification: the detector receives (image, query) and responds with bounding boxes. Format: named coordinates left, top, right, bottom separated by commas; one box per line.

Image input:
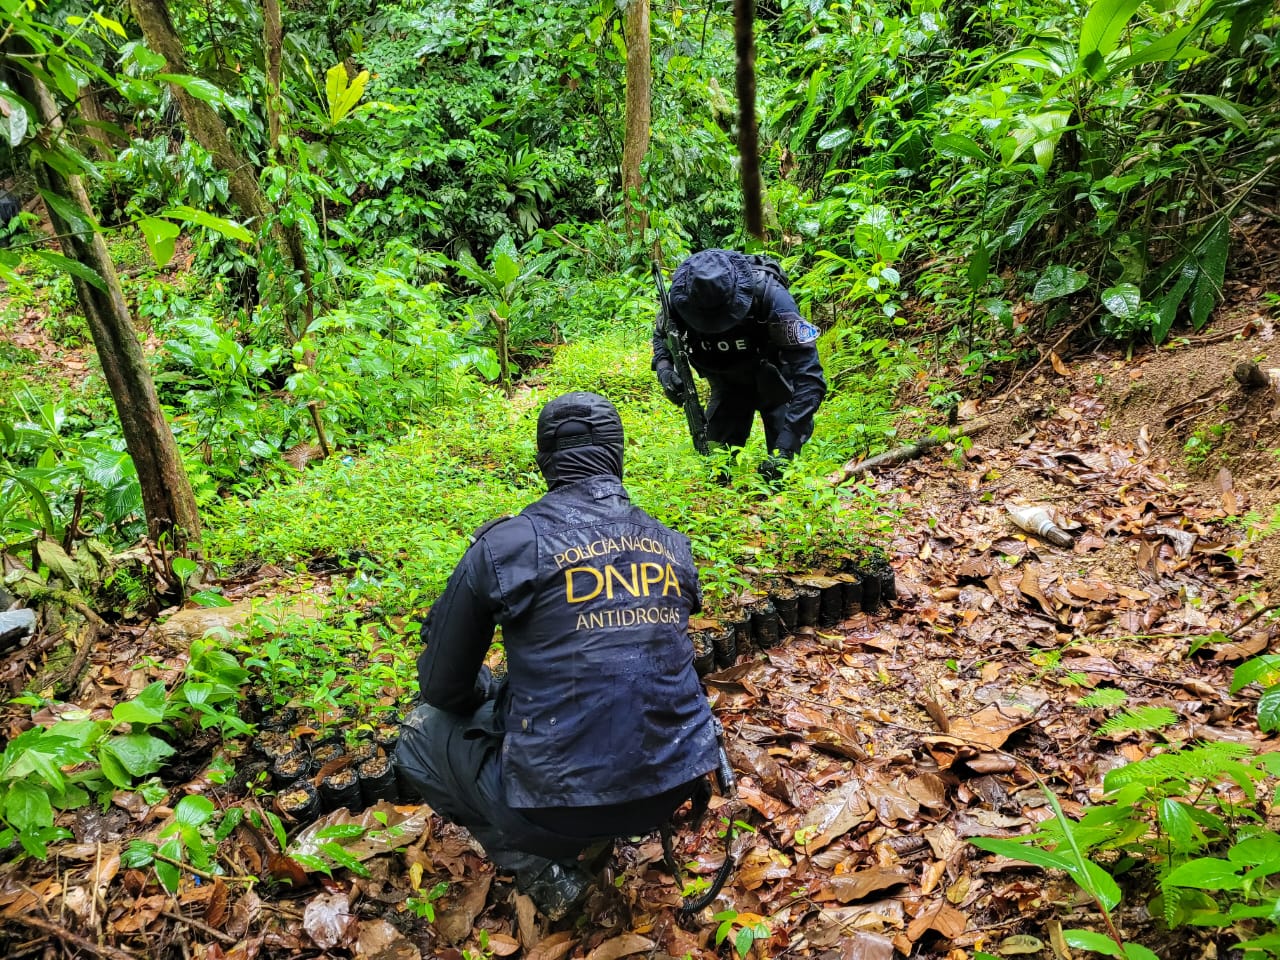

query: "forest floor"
left=1, top=297, right=1278, bottom=960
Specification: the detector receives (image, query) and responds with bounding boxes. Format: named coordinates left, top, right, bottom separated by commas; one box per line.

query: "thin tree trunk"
left=14, top=69, right=201, bottom=549
left=734, top=0, right=764, bottom=240
left=131, top=0, right=328, bottom=456
left=621, top=0, right=651, bottom=236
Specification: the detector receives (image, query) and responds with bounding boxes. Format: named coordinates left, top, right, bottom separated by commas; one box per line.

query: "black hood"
left=536, top=392, right=624, bottom=489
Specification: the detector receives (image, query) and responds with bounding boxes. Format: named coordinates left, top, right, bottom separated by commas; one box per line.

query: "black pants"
left=705, top=372, right=791, bottom=452
left=393, top=702, right=599, bottom=874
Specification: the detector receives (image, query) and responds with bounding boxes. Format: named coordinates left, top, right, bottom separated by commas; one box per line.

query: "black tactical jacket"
left=417, top=476, right=719, bottom=809
left=652, top=274, right=827, bottom=449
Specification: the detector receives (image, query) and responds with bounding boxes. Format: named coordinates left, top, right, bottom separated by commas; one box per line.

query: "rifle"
left=652, top=261, right=710, bottom=456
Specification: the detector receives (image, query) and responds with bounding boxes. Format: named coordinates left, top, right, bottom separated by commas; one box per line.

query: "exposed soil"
left=1, top=260, right=1278, bottom=957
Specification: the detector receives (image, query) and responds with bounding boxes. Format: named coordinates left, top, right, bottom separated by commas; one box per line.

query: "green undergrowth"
left=205, top=325, right=907, bottom=611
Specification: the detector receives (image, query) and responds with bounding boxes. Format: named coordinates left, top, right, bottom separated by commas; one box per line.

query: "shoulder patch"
left=470, top=515, right=513, bottom=544
left=769, top=314, right=820, bottom=347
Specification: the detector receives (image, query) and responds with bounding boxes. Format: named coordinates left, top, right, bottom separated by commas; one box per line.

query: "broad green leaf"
left=315, top=824, right=367, bottom=840
left=1189, top=219, right=1228, bottom=331
left=32, top=251, right=106, bottom=292
left=736, top=928, right=755, bottom=959
left=1154, top=266, right=1195, bottom=343
left=816, top=128, right=853, bottom=151
left=191, top=590, right=233, bottom=608
left=1101, top=283, right=1141, bottom=319
left=1009, top=111, right=1071, bottom=172
left=1122, top=944, right=1160, bottom=960
left=967, top=246, right=990, bottom=292
left=155, top=836, right=182, bottom=891
left=126, top=43, right=167, bottom=73
left=215, top=807, right=244, bottom=842
left=981, top=46, right=1065, bottom=78
left=1031, top=265, right=1087, bottom=303
left=291, top=853, right=331, bottom=875
left=172, top=557, right=198, bottom=582
left=1079, top=0, right=1144, bottom=80
left=935, top=133, right=990, bottom=162
left=1158, top=799, right=1197, bottom=852
left=336, top=70, right=370, bottom=123
left=1179, top=94, right=1250, bottom=133
left=46, top=55, right=90, bottom=102
left=1257, top=687, right=1280, bottom=732
left=36, top=189, right=97, bottom=237
left=969, top=836, right=1075, bottom=872
left=100, top=734, right=175, bottom=780
left=138, top=216, right=181, bottom=268
left=1228, top=833, right=1280, bottom=868
left=1231, top=655, right=1280, bottom=693
left=175, top=795, right=216, bottom=828
left=156, top=73, right=225, bottom=106
left=7, top=103, right=27, bottom=147
left=1164, top=857, right=1245, bottom=891
left=113, top=681, right=167, bottom=726
left=1063, top=929, right=1123, bottom=957
left=6, top=779, right=54, bottom=831
left=99, top=748, right=129, bottom=789
left=493, top=251, right=519, bottom=286
left=160, top=206, right=253, bottom=244
left=92, top=11, right=128, bottom=38
left=1112, top=26, right=1205, bottom=73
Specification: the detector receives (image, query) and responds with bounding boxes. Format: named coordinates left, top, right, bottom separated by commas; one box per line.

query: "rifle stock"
left=652, top=262, right=710, bottom=456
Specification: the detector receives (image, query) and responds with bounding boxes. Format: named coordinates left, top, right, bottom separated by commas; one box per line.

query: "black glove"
left=657, top=364, right=685, bottom=406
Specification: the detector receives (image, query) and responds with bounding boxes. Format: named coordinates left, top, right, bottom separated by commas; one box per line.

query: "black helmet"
left=669, top=249, right=754, bottom=334
left=536, top=392, right=624, bottom=488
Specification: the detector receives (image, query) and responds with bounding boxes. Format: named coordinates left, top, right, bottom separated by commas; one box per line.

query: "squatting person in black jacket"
left=653, top=248, right=827, bottom=480
left=393, top=391, right=720, bottom=920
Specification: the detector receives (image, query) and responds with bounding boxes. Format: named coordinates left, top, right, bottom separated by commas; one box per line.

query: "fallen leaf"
left=289, top=802, right=430, bottom=867
left=839, top=931, right=895, bottom=960
left=906, top=900, right=967, bottom=941
left=515, top=893, right=541, bottom=949
left=1050, top=352, right=1071, bottom=376
left=206, top=878, right=228, bottom=928
left=819, top=866, right=911, bottom=903
left=998, top=933, right=1045, bottom=955
left=585, top=933, right=656, bottom=960
left=920, top=859, right=947, bottom=896
left=795, top=780, right=871, bottom=852
left=303, top=891, right=356, bottom=950
left=434, top=875, right=492, bottom=943
left=486, top=933, right=521, bottom=957
left=946, top=704, right=1030, bottom=751
left=355, top=918, right=421, bottom=960
left=1217, top=467, right=1238, bottom=515
left=527, top=931, right=577, bottom=960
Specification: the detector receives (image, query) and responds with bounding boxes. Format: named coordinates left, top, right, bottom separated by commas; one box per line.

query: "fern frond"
left=1104, top=743, right=1255, bottom=792
left=1080, top=688, right=1128, bottom=709
left=1096, top=706, right=1178, bottom=738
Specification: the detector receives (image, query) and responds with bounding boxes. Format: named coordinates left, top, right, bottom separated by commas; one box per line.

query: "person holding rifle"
left=652, top=248, right=827, bottom=481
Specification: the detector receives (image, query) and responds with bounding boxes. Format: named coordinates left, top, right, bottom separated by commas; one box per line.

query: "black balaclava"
left=536, top=392, right=624, bottom=490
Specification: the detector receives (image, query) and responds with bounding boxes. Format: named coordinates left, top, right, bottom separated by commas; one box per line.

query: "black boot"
left=515, top=860, right=595, bottom=921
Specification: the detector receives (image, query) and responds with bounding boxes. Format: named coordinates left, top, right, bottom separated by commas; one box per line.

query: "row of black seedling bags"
left=253, top=708, right=419, bottom=825
left=690, top=553, right=896, bottom=676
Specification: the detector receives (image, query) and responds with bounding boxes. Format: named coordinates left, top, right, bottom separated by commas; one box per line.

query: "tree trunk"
left=128, top=0, right=315, bottom=337
left=14, top=70, right=201, bottom=549
left=130, top=0, right=328, bottom=456
left=734, top=0, right=764, bottom=240
left=621, top=0, right=651, bottom=236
